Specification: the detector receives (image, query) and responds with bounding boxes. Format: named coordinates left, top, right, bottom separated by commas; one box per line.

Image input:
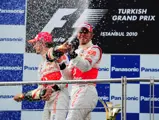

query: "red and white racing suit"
left=61, top=41, right=102, bottom=120
left=36, top=55, right=69, bottom=120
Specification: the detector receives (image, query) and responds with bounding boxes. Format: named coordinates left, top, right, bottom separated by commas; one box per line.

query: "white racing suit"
left=34, top=55, right=69, bottom=120
left=61, top=41, right=102, bottom=120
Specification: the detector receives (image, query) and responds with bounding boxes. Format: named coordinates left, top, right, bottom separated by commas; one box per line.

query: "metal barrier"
left=122, top=77, right=159, bottom=120
left=0, top=77, right=159, bottom=120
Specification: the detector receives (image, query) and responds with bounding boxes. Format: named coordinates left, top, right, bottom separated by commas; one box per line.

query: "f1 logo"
left=42, top=9, right=77, bottom=33
left=42, top=8, right=107, bottom=33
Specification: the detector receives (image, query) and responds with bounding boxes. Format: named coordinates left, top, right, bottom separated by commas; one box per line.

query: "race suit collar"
left=79, top=40, right=93, bottom=49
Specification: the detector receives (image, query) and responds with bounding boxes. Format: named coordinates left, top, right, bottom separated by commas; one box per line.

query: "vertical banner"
left=0, top=0, right=26, bottom=120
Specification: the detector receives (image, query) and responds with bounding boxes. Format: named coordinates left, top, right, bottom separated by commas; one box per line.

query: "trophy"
left=99, top=99, right=121, bottom=120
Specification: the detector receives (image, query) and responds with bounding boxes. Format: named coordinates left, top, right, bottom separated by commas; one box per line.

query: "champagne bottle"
left=23, top=89, right=46, bottom=102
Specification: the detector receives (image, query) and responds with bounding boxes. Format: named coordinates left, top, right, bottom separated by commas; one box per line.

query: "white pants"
left=42, top=88, right=69, bottom=120
left=66, top=85, right=98, bottom=120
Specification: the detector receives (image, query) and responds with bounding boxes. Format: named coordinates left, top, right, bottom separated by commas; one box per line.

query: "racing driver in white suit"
left=13, top=32, right=69, bottom=120
left=46, top=23, right=102, bottom=120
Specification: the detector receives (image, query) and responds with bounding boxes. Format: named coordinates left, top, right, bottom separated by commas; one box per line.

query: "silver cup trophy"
left=99, top=99, right=121, bottom=120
